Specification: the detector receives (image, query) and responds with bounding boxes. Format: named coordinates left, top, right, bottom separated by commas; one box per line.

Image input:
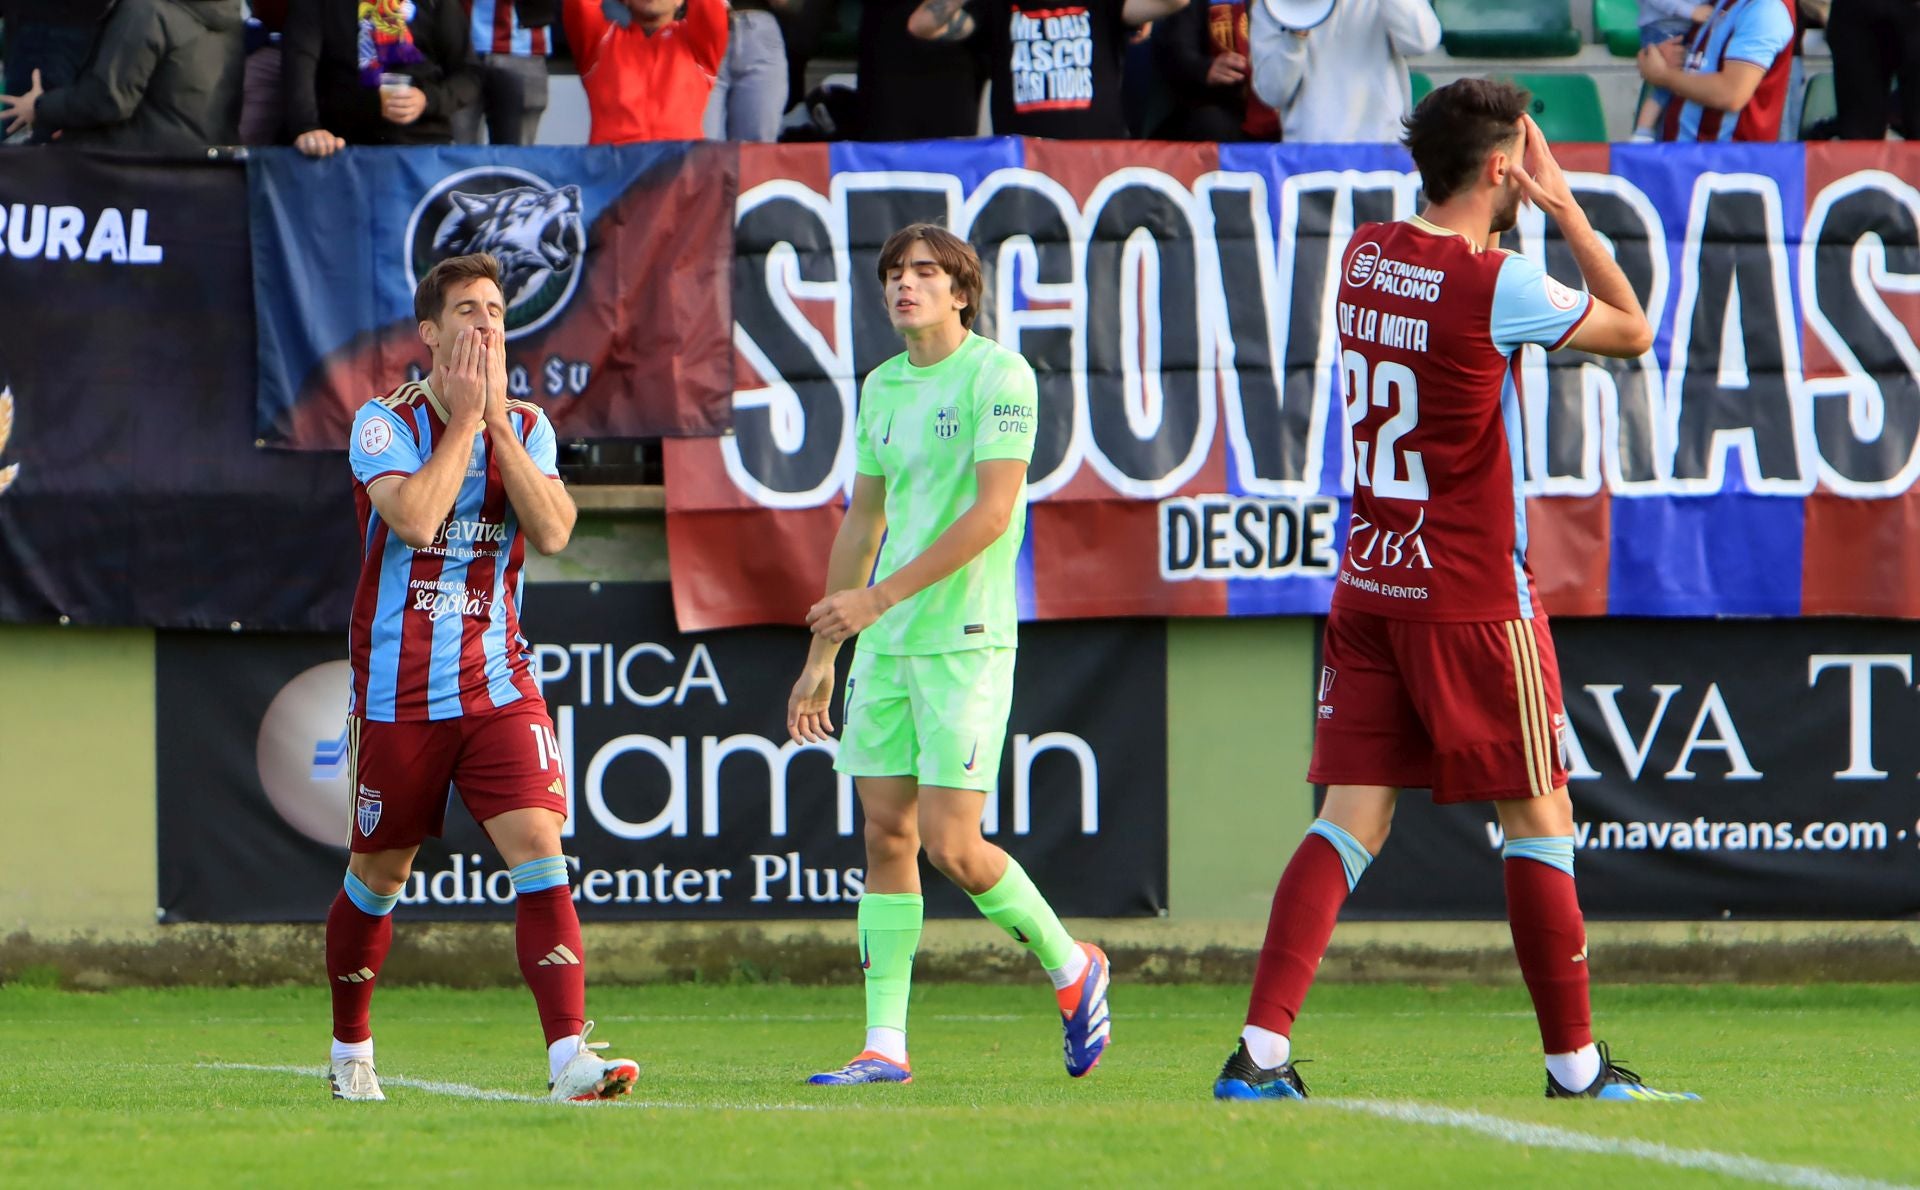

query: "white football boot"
left=329, top=1056, right=386, bottom=1101
left=548, top=1020, right=639, bottom=1102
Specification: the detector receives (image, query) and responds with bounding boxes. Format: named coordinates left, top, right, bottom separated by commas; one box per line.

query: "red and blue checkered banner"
left=665, top=140, right=1920, bottom=629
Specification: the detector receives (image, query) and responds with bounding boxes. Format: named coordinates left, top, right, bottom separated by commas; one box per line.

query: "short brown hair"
left=414, top=252, right=504, bottom=325
left=1401, top=78, right=1532, bottom=205
left=876, top=223, right=983, bottom=329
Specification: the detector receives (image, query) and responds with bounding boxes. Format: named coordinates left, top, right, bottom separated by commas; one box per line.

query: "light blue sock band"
left=343, top=871, right=399, bottom=917
left=509, top=855, right=570, bottom=895
left=1502, top=835, right=1576, bottom=877
left=1307, top=819, right=1374, bottom=892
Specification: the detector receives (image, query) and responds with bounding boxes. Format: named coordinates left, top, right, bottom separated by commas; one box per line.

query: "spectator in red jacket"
left=562, top=0, right=726, bottom=143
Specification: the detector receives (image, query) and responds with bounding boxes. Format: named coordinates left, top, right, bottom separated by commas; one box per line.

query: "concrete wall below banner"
left=1167, top=617, right=1317, bottom=920
left=0, top=627, right=156, bottom=932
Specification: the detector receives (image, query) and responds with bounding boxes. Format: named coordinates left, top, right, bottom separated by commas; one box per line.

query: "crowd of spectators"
left=0, top=0, right=241, bottom=149
left=0, top=0, right=1908, bottom=152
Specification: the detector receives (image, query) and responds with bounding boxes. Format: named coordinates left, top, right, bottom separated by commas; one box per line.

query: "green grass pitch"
left=1, top=981, right=1915, bottom=1187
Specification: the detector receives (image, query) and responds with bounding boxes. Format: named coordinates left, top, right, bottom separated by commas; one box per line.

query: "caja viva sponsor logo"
left=434, top=518, right=507, bottom=545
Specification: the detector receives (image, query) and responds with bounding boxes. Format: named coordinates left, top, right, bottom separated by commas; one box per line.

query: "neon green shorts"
left=834, top=646, right=1016, bottom=792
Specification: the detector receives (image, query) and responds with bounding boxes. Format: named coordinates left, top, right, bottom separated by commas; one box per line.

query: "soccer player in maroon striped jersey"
left=328, top=253, right=637, bottom=1102
left=1214, top=80, right=1699, bottom=1102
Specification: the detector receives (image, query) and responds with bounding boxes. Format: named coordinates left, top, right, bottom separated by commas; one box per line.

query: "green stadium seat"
left=1432, top=0, right=1583, bottom=58
left=1513, top=73, right=1609, bottom=142
left=1411, top=71, right=1434, bottom=105
left=1800, top=71, right=1836, bottom=140
left=1594, top=0, right=1643, bottom=57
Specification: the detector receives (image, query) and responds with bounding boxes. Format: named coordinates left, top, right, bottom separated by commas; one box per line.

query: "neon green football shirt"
left=853, top=332, right=1039, bottom=655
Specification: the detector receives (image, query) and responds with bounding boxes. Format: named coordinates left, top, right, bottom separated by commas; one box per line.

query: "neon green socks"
left=858, top=892, right=923, bottom=1040
left=968, top=856, right=1076, bottom=971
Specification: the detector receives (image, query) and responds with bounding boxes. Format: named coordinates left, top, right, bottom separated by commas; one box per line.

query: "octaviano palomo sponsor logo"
left=0, top=386, right=18, bottom=497
left=405, top=167, right=587, bottom=339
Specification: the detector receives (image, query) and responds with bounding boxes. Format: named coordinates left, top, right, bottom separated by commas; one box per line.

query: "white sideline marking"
left=1325, top=1099, right=1915, bottom=1190
left=201, top=1063, right=822, bottom=1112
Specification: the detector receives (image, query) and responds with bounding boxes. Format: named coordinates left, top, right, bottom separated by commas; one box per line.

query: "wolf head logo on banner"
left=406, top=167, right=586, bottom=337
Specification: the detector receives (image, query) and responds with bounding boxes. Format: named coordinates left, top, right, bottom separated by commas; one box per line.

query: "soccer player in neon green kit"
left=787, top=223, right=1112, bottom=1085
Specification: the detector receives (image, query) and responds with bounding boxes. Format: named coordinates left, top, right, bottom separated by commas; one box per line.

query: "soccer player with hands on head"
left=329, top=252, right=634, bottom=1104
left=788, top=224, right=1111, bottom=1087
left=1214, top=82, right=1698, bottom=1104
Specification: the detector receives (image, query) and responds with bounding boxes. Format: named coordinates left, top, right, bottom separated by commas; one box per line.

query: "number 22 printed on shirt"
left=1342, top=349, right=1429, bottom=502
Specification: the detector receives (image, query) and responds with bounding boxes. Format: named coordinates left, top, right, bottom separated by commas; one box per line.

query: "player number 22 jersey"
left=1332, top=216, right=1593, bottom=622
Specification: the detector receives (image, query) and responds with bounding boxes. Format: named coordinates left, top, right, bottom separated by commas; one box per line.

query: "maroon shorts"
left=347, top=700, right=568, bottom=852
left=1308, top=606, right=1569, bottom=804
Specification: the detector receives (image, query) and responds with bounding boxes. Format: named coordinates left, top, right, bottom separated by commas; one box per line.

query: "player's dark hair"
left=1401, top=78, right=1533, bottom=205
left=876, top=223, right=983, bottom=330
left=414, top=252, right=505, bottom=325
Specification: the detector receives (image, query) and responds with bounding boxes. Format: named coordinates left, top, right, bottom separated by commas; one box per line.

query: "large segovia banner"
left=669, top=139, right=1920, bottom=628
left=155, top=583, right=1168, bottom=922
left=6, top=142, right=1920, bottom=630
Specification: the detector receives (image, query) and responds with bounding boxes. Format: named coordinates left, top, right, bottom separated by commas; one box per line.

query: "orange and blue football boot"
left=807, top=1051, right=912, bottom=1085
left=1057, top=942, right=1112, bottom=1078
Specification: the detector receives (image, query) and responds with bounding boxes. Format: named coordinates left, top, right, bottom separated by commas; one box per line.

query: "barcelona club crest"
left=934, top=405, right=959, bottom=440
left=356, top=785, right=383, bottom=838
